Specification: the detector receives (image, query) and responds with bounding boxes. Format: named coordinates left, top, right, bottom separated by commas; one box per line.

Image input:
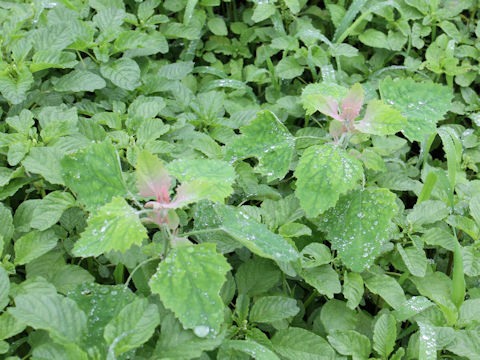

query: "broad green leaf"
left=397, top=244, right=427, bottom=277
left=379, top=77, right=453, bottom=141
left=446, top=330, right=480, bottom=360
left=158, top=61, right=194, bottom=80
left=31, top=191, right=76, bottom=231
left=301, top=265, right=341, bottom=299
left=294, top=144, right=363, bottom=217
left=149, top=244, right=230, bottom=335
left=252, top=3, right=276, bottom=22
left=9, top=293, right=87, bottom=344
left=301, top=82, right=348, bottom=116
left=14, top=229, right=58, bottom=265
left=343, top=272, right=364, bottom=309
left=249, top=296, right=299, bottom=323
left=275, top=56, right=304, bottom=80
left=278, top=222, right=311, bottom=238
left=271, top=327, right=336, bottom=360
left=469, top=194, right=480, bottom=227
left=320, top=299, right=358, bottom=334
left=49, top=265, right=94, bottom=295
left=135, top=150, right=171, bottom=199
left=364, top=273, right=406, bottom=310
left=67, top=283, right=136, bottom=352
left=359, top=29, right=389, bottom=49
left=393, top=296, right=433, bottom=322
left=226, top=111, right=294, bottom=181
left=128, top=96, right=166, bottom=122
left=100, top=58, right=140, bottom=91
left=327, top=330, right=371, bottom=360
left=104, top=298, right=160, bottom=356
left=418, top=322, right=437, bottom=360
left=6, top=109, right=34, bottom=135
left=224, top=340, right=280, bottom=360
left=355, top=100, right=406, bottom=135
left=235, top=257, right=281, bottom=296
left=73, top=197, right=147, bottom=257
left=54, top=70, right=106, bottom=92
left=0, top=267, right=9, bottom=311
left=61, top=142, right=127, bottom=210
left=154, top=313, right=223, bottom=359
left=0, top=312, right=26, bottom=340
left=284, top=0, right=301, bottom=13
left=458, top=299, right=480, bottom=326
left=193, top=202, right=299, bottom=262
left=373, top=313, right=396, bottom=358
left=207, top=17, right=228, bottom=36
left=0, top=68, right=33, bottom=104
left=300, top=243, right=331, bottom=268
left=167, top=159, right=235, bottom=204
left=321, top=189, right=397, bottom=272
left=31, top=341, right=88, bottom=360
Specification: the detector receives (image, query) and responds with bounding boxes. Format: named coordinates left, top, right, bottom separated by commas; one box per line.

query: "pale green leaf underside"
left=149, top=243, right=230, bottom=334
left=355, top=100, right=406, bottom=135
left=193, top=202, right=299, bottom=262
left=322, top=188, right=397, bottom=272
left=380, top=77, right=453, bottom=141
left=226, top=110, right=294, bottom=180
left=61, top=142, right=127, bottom=210
left=167, top=159, right=236, bottom=203
left=73, top=197, right=147, bottom=257
left=295, top=144, right=363, bottom=217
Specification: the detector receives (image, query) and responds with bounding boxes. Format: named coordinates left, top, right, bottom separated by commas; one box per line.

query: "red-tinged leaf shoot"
left=135, top=150, right=171, bottom=202
left=340, top=83, right=364, bottom=122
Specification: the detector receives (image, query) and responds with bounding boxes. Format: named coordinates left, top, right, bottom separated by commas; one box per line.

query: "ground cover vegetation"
left=0, top=0, right=480, bottom=359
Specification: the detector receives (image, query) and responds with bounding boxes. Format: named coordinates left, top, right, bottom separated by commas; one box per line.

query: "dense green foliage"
left=1, top=0, right=480, bottom=359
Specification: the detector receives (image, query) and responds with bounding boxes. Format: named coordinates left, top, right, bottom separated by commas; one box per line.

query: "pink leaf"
left=340, top=83, right=364, bottom=122
left=136, top=151, right=171, bottom=202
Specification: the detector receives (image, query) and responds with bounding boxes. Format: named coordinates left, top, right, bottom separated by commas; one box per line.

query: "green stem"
left=124, top=256, right=161, bottom=290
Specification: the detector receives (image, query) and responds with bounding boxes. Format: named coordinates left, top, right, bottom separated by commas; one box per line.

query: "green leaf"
left=9, top=293, right=87, bottom=344
left=300, top=243, right=331, bottom=268
left=104, top=298, right=160, bottom=357
left=157, top=61, right=194, bottom=80
left=167, top=159, right=236, bottom=204
left=67, top=283, right=136, bottom=352
left=72, top=197, right=147, bottom=257
left=31, top=191, right=76, bottom=231
left=392, top=296, right=433, bottom=322
left=224, top=340, right=280, bottom=360
left=61, top=142, right=127, bottom=210
left=14, top=229, right=58, bottom=265
left=0, top=312, right=26, bottom=341
left=373, top=313, right=396, bottom=358
left=149, top=243, right=230, bottom=335
left=469, top=194, right=480, bottom=227
left=343, top=272, right=364, bottom=309
left=321, top=189, right=397, bottom=272
left=252, top=3, right=276, bottom=22
left=359, top=29, right=389, bottom=49
left=418, top=322, right=437, bottom=360
left=0, top=68, right=33, bottom=104
left=235, top=257, right=281, bottom=296
left=54, top=70, right=106, bottom=92
left=327, top=330, right=371, bottom=360
left=397, top=244, right=427, bottom=277
left=275, top=56, right=304, bottom=80
left=320, top=299, right=358, bottom=334
left=0, top=267, right=9, bottom=311
left=249, top=296, right=299, bottom=323
left=379, top=77, right=453, bottom=141
left=100, top=58, right=140, bottom=91
left=6, top=109, right=34, bottom=135
left=294, top=144, right=363, bottom=217
left=364, top=273, right=406, bottom=310
left=271, top=327, right=336, bottom=360
left=301, top=82, right=348, bottom=117
left=407, top=200, right=449, bottom=229
left=207, top=17, right=228, bottom=36
left=154, top=313, right=223, bottom=359
left=193, top=202, right=299, bottom=262
left=355, top=100, right=406, bottom=135
left=226, top=110, right=295, bottom=181
left=301, top=265, right=341, bottom=299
